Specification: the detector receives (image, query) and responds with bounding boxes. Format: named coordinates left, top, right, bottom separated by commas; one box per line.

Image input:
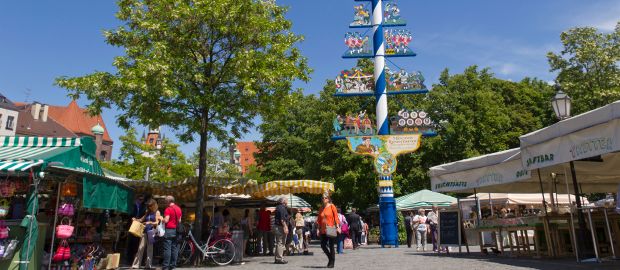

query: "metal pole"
left=564, top=167, right=579, bottom=262
left=488, top=193, right=493, bottom=218
left=570, top=161, right=588, bottom=261
left=586, top=209, right=600, bottom=262
left=48, top=181, right=63, bottom=270
left=603, top=208, right=616, bottom=259
left=537, top=169, right=548, bottom=216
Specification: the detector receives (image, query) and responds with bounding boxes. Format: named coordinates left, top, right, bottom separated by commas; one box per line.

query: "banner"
left=347, top=134, right=421, bottom=176
left=521, top=119, right=620, bottom=170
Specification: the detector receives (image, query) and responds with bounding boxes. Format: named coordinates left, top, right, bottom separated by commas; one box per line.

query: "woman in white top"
left=412, top=209, right=428, bottom=251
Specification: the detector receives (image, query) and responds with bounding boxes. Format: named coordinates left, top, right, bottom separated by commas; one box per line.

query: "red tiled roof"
left=47, top=100, right=113, bottom=143
left=16, top=108, right=77, bottom=138
left=236, top=141, right=259, bottom=175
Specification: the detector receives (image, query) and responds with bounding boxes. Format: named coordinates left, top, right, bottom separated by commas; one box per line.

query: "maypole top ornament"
left=350, top=1, right=406, bottom=28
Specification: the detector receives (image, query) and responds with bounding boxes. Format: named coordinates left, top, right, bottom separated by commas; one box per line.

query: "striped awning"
left=0, top=160, right=44, bottom=172
left=0, top=136, right=102, bottom=175
left=267, top=194, right=312, bottom=212
left=250, top=180, right=334, bottom=198
left=122, top=177, right=259, bottom=201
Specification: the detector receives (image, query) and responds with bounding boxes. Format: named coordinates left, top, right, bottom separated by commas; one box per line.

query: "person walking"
left=317, top=194, right=340, bottom=268
left=162, top=195, right=182, bottom=270
left=241, top=209, right=253, bottom=256
left=346, top=208, right=362, bottom=249
left=294, top=211, right=305, bottom=254
left=412, top=209, right=428, bottom=251
left=131, top=199, right=161, bottom=269
left=427, top=206, right=439, bottom=252
left=404, top=211, right=414, bottom=248
left=257, top=204, right=273, bottom=256
left=361, top=218, right=369, bottom=245
left=273, top=197, right=289, bottom=264
left=127, top=194, right=146, bottom=264
left=336, top=208, right=348, bottom=254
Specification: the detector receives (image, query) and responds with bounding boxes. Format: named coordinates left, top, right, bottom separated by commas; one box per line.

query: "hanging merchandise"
left=56, top=217, right=75, bottom=239
left=61, top=182, right=78, bottom=197
left=52, top=240, right=70, bottom=262
left=0, top=177, right=15, bottom=198
left=57, top=201, right=75, bottom=217
left=0, top=239, right=19, bottom=260
left=0, top=220, right=9, bottom=239
left=0, top=199, right=9, bottom=218
left=14, top=178, right=29, bottom=194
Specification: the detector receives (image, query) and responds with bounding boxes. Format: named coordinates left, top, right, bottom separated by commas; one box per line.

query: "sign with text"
left=347, top=134, right=421, bottom=176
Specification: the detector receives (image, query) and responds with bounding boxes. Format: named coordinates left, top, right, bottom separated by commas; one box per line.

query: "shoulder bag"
left=325, top=204, right=338, bottom=238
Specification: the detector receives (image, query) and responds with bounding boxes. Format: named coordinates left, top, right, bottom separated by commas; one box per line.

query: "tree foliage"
left=189, top=147, right=240, bottom=178
left=547, top=22, right=620, bottom=114
left=100, top=128, right=194, bottom=182
left=56, top=0, right=309, bottom=239
left=256, top=63, right=555, bottom=211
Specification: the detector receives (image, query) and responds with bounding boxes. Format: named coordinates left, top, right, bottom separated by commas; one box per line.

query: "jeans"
left=273, top=226, right=286, bottom=262
left=163, top=228, right=178, bottom=269
left=320, top=234, right=336, bottom=265
left=416, top=229, right=427, bottom=250
left=336, top=234, right=344, bottom=254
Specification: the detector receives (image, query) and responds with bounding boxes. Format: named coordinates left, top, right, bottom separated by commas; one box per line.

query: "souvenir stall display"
left=0, top=136, right=134, bottom=270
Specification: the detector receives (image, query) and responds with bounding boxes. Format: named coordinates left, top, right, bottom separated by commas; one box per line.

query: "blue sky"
left=1, top=0, right=619, bottom=158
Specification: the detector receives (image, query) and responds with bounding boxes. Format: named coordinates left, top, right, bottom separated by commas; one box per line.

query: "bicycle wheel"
left=209, top=239, right=235, bottom=266
left=177, top=239, right=195, bottom=266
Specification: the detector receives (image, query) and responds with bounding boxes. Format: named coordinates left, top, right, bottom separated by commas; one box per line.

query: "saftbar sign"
left=521, top=119, right=620, bottom=170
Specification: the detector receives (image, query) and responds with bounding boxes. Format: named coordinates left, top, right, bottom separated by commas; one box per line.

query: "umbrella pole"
left=48, top=181, right=62, bottom=270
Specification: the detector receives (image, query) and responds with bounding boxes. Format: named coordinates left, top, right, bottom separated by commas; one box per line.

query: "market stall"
left=430, top=100, right=620, bottom=261
left=0, top=136, right=134, bottom=270
left=367, top=189, right=457, bottom=212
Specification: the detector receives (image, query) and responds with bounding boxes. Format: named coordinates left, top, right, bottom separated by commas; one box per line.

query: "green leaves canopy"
left=56, top=0, right=310, bottom=240
left=547, top=22, right=620, bottom=114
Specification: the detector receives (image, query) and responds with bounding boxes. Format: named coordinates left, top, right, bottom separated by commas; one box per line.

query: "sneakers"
left=274, top=260, right=288, bottom=264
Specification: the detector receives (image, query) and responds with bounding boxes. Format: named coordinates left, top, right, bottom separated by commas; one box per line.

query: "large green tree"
left=189, top=147, right=240, bottom=178
left=547, top=22, right=620, bottom=114
left=101, top=128, right=194, bottom=182
left=56, top=0, right=309, bottom=239
left=257, top=64, right=555, bottom=210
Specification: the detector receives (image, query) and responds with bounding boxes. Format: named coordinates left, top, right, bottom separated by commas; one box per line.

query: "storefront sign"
left=521, top=119, right=620, bottom=170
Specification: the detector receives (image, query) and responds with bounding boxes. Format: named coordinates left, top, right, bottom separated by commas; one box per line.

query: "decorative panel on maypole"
left=333, top=0, right=435, bottom=247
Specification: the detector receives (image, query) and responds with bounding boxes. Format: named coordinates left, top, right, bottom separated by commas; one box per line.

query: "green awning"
left=82, top=175, right=133, bottom=214
left=0, top=136, right=102, bottom=175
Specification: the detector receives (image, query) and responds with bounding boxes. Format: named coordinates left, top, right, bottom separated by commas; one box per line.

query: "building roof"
left=0, top=93, right=18, bottom=111
left=47, top=100, right=113, bottom=143
left=15, top=106, right=77, bottom=138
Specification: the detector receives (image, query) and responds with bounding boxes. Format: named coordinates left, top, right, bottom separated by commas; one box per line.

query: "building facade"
left=230, top=141, right=260, bottom=176
left=0, top=94, right=19, bottom=136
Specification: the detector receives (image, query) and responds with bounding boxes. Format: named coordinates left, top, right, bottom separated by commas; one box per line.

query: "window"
left=5, top=116, right=14, bottom=130
left=149, top=138, right=154, bottom=144
left=0, top=114, right=3, bottom=128
left=100, top=151, right=107, bottom=160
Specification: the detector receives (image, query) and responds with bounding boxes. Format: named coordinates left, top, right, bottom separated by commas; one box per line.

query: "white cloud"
left=567, top=2, right=620, bottom=32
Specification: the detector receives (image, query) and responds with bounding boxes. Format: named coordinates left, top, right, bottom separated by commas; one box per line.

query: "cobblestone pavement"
left=179, top=243, right=620, bottom=270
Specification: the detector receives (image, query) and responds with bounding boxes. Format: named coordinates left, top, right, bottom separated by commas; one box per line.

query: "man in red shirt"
left=257, top=204, right=273, bottom=256
left=162, top=195, right=182, bottom=270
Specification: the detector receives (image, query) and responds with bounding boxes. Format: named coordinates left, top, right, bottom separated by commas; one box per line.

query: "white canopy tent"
left=458, top=193, right=587, bottom=206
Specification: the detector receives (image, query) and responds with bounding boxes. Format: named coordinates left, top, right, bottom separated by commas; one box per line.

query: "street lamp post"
left=551, top=84, right=588, bottom=260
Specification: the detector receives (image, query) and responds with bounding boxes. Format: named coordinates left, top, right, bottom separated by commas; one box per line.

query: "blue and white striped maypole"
left=372, top=0, right=388, bottom=135
left=372, top=0, right=398, bottom=247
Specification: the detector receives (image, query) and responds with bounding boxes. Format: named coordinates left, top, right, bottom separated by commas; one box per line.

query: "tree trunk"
left=194, top=123, right=208, bottom=241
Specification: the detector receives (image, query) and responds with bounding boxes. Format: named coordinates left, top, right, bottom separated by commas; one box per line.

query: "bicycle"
left=177, top=224, right=236, bottom=266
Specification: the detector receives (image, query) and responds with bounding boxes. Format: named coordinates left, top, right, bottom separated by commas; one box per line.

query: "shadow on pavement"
left=405, top=252, right=620, bottom=270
